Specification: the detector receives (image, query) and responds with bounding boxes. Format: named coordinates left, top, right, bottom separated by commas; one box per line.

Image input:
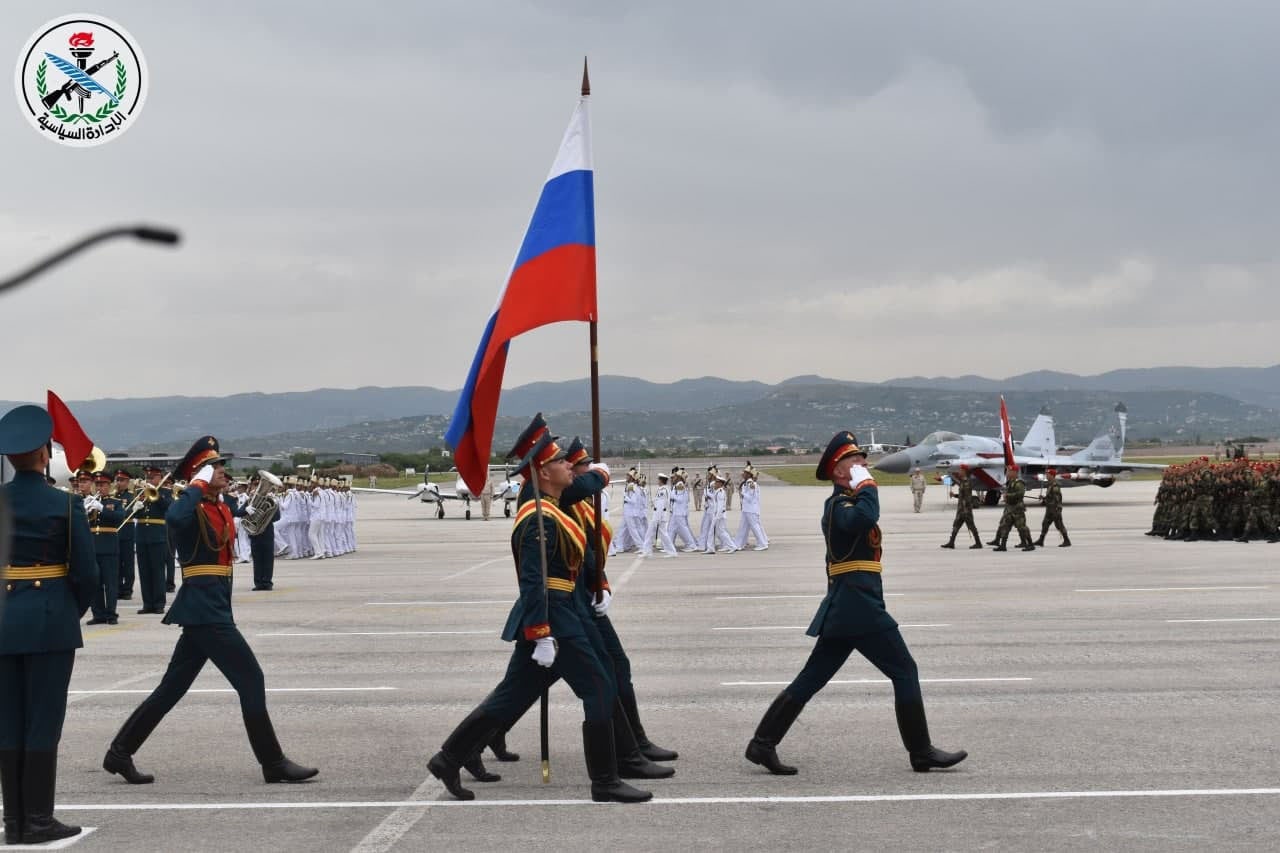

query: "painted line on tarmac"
left=69, top=687, right=397, bottom=695
left=1166, top=617, right=1280, bottom=623
left=441, top=556, right=510, bottom=582
left=258, top=630, right=492, bottom=637
left=55, top=787, right=1280, bottom=812
left=613, top=555, right=646, bottom=588
left=350, top=775, right=443, bottom=853
left=363, top=600, right=513, bottom=606
left=714, top=624, right=948, bottom=631
left=715, top=593, right=904, bottom=600
left=1075, top=586, right=1268, bottom=593
left=721, top=677, right=1032, bottom=686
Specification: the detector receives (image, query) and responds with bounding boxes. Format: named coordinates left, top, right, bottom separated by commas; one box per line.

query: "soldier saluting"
left=0, top=404, right=98, bottom=845
left=746, top=432, right=966, bottom=776
left=102, top=436, right=317, bottom=786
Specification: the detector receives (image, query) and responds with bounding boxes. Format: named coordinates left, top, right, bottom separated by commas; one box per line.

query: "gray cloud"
left=3, top=0, right=1277, bottom=405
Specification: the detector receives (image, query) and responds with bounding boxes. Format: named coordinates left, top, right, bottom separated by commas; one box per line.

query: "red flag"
left=47, top=390, right=93, bottom=471
left=999, top=396, right=1015, bottom=467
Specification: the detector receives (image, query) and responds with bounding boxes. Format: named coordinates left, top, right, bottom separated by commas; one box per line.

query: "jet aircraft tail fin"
left=1018, top=406, right=1056, bottom=461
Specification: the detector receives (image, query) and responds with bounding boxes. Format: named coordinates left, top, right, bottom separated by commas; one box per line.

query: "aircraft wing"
left=351, top=484, right=435, bottom=500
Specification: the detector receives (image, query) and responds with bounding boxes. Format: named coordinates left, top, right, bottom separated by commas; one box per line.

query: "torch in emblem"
left=67, top=32, right=95, bottom=113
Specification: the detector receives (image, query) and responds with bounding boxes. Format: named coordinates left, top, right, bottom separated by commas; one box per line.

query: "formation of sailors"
left=608, top=463, right=769, bottom=557
left=254, top=476, right=359, bottom=561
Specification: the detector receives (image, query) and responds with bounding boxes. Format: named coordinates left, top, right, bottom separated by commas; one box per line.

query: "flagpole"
left=581, top=57, right=607, bottom=607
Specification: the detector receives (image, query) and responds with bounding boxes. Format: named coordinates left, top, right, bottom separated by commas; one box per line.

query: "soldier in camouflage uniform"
left=939, top=465, right=982, bottom=549
left=993, top=465, right=1034, bottom=552
left=1146, top=467, right=1176, bottom=537
left=1236, top=466, right=1279, bottom=543
left=1034, top=468, right=1070, bottom=547
left=1186, top=461, right=1217, bottom=541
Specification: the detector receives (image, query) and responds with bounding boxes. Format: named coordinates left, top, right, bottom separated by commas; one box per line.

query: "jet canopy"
left=919, top=431, right=962, bottom=446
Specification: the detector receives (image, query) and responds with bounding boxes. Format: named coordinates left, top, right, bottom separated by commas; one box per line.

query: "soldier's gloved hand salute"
left=532, top=636, right=557, bottom=667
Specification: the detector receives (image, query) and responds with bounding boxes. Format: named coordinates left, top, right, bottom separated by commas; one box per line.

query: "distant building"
left=315, top=452, right=380, bottom=467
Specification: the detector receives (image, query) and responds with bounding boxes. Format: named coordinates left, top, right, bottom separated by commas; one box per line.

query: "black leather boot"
left=1059, top=536, right=1071, bottom=547
left=488, top=730, right=520, bottom=762
left=244, top=713, right=318, bottom=783
left=103, top=747, right=154, bottom=785
left=992, top=542, right=1008, bottom=552
left=582, top=720, right=652, bottom=803
left=462, top=750, right=501, bottom=782
left=1, top=750, right=22, bottom=845
left=614, top=701, right=674, bottom=779
left=894, top=702, right=967, bottom=772
left=428, top=708, right=502, bottom=801
left=940, top=528, right=957, bottom=549
left=1034, top=536, right=1046, bottom=547
left=20, top=751, right=80, bottom=845
left=745, top=691, right=805, bottom=775
left=619, top=691, right=678, bottom=762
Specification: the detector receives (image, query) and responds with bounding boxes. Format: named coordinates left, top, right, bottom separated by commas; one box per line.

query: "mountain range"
left=7, top=364, right=1277, bottom=454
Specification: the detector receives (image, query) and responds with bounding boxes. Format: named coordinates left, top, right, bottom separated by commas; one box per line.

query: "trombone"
left=119, top=471, right=173, bottom=526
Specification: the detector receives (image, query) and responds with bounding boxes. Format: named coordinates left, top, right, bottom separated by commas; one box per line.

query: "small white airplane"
left=353, top=465, right=520, bottom=519
left=861, top=429, right=906, bottom=457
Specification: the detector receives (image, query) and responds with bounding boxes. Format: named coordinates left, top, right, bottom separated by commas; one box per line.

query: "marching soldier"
left=86, top=472, right=126, bottom=625
left=639, top=472, right=677, bottom=557
left=667, top=468, right=699, bottom=552
left=1, top=404, right=98, bottom=845
left=103, top=437, right=318, bottom=786
left=992, top=465, right=1035, bottom=552
left=473, top=425, right=673, bottom=782
left=940, top=465, right=982, bottom=549
left=1034, top=468, right=1071, bottom=547
left=134, top=465, right=173, bottom=614
left=734, top=465, right=769, bottom=550
left=692, top=473, right=704, bottom=512
left=427, top=429, right=652, bottom=803
left=745, top=432, right=966, bottom=776
left=114, top=469, right=137, bottom=601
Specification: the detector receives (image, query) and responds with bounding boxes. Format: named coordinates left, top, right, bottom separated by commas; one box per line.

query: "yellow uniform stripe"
left=181, top=564, right=233, bottom=579
left=546, top=577, right=576, bottom=593
left=90, top=527, right=119, bottom=534
left=828, top=560, right=883, bottom=576
left=137, top=519, right=166, bottom=525
left=2, top=564, right=69, bottom=580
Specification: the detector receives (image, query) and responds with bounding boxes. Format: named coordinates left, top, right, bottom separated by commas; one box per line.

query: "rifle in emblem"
left=42, top=51, right=119, bottom=110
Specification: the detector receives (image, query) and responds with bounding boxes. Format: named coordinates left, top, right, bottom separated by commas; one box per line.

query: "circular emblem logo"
left=14, top=14, right=148, bottom=147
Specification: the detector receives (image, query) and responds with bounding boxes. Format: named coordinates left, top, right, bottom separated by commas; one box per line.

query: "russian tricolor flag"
left=445, top=87, right=597, bottom=496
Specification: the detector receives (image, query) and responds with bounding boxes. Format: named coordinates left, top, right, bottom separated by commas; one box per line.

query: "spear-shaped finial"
left=581, top=56, right=590, bottom=96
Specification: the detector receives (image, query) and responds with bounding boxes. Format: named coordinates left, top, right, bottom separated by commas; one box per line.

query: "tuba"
left=241, top=470, right=283, bottom=536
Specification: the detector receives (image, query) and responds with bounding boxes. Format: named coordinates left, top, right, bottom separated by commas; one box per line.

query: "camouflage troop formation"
left=1146, top=458, right=1280, bottom=542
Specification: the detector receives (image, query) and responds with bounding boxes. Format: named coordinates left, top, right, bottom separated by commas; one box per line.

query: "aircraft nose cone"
left=874, top=451, right=911, bottom=474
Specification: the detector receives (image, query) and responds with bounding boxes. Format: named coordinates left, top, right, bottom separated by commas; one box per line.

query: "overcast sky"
left=4, top=1, right=1279, bottom=403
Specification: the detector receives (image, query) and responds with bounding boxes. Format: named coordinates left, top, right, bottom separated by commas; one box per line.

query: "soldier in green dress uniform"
left=0, top=404, right=98, bottom=845
left=87, top=472, right=126, bottom=624
left=940, top=464, right=982, bottom=549
left=745, top=431, right=966, bottom=776
left=103, top=436, right=317, bottom=786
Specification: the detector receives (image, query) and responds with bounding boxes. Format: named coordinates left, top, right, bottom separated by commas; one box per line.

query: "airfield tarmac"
left=38, top=480, right=1279, bottom=852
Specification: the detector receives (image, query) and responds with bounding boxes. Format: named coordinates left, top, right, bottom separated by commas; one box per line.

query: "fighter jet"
left=874, top=400, right=1164, bottom=503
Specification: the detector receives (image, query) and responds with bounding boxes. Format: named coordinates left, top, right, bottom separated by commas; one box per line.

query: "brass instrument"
left=241, top=470, right=283, bottom=536
left=84, top=446, right=107, bottom=475
left=120, top=472, right=173, bottom=525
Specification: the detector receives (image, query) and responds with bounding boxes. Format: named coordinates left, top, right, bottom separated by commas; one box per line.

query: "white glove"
left=531, top=636, right=557, bottom=668
left=593, top=589, right=612, bottom=617
left=589, top=461, right=610, bottom=479
left=83, top=496, right=103, bottom=514
left=244, top=505, right=258, bottom=516
left=192, top=464, right=216, bottom=485
left=848, top=465, right=874, bottom=489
